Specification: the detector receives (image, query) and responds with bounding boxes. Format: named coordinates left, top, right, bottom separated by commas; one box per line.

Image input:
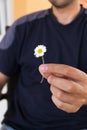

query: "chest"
left=19, top=25, right=84, bottom=69
left=16, top=20, right=87, bottom=86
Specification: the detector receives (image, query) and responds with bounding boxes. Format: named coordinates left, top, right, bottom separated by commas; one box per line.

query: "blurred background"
left=0, top=0, right=87, bottom=128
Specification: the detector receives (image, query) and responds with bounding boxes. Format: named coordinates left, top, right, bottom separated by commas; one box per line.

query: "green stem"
left=40, top=56, right=44, bottom=83
left=42, top=56, right=45, bottom=64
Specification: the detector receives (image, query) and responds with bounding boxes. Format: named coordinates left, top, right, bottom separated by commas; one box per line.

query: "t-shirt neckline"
left=48, top=5, right=85, bottom=28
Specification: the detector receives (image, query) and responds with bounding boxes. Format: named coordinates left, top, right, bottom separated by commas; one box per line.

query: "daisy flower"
left=34, top=45, right=47, bottom=83
left=34, top=45, right=47, bottom=58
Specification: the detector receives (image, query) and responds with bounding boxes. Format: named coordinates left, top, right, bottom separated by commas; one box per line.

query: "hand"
left=39, top=64, right=87, bottom=113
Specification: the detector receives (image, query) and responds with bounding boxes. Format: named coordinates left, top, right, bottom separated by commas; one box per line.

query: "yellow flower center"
left=37, top=49, right=43, bottom=54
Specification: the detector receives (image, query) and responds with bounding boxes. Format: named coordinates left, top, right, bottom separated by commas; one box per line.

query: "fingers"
left=51, top=95, right=81, bottom=113
left=39, top=64, right=87, bottom=82
left=39, top=64, right=87, bottom=112
left=50, top=85, right=85, bottom=107
left=48, top=75, right=83, bottom=94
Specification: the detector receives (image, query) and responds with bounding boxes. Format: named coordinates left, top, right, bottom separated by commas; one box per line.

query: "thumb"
left=38, top=64, right=50, bottom=79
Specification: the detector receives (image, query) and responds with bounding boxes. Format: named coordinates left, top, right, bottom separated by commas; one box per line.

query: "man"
left=0, top=0, right=87, bottom=130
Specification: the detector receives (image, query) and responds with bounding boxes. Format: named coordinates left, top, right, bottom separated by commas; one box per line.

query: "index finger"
left=39, top=64, right=87, bottom=82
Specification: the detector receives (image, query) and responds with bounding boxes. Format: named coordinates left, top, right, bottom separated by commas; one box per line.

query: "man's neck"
left=52, top=1, right=81, bottom=25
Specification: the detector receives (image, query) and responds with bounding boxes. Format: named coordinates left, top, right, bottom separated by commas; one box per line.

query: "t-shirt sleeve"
left=0, top=24, right=19, bottom=77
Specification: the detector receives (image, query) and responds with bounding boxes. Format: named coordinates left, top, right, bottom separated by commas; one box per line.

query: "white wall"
left=6, top=0, right=14, bottom=25
left=0, top=0, right=6, bottom=34
left=0, top=0, right=14, bottom=35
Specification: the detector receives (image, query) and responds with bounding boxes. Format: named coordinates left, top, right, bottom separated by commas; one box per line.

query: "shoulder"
left=0, top=9, right=50, bottom=50
left=14, top=9, right=49, bottom=27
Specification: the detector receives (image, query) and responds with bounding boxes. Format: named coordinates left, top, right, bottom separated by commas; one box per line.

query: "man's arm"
left=0, top=72, right=9, bottom=96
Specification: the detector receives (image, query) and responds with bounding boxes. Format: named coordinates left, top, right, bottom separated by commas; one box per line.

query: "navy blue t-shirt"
left=0, top=6, right=87, bottom=130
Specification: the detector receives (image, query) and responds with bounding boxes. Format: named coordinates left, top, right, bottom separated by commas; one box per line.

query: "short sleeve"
left=0, top=24, right=19, bottom=77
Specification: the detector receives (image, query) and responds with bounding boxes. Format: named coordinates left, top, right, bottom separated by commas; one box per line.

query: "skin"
left=48, top=0, right=80, bottom=25
left=48, top=0, right=75, bottom=8
left=39, top=64, right=87, bottom=113
left=39, top=0, right=87, bottom=113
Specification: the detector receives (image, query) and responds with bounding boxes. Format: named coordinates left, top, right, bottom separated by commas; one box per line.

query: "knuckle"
left=67, top=85, right=74, bottom=92
left=67, top=82, right=75, bottom=92
left=51, top=95, right=64, bottom=109
left=64, top=68, right=70, bottom=76
left=57, top=91, right=63, bottom=99
left=58, top=102, right=64, bottom=108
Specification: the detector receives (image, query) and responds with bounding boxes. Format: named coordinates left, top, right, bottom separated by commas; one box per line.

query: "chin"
left=48, top=0, right=74, bottom=8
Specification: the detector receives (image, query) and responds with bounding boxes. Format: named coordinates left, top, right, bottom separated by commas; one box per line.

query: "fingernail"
left=39, top=65, right=48, bottom=72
